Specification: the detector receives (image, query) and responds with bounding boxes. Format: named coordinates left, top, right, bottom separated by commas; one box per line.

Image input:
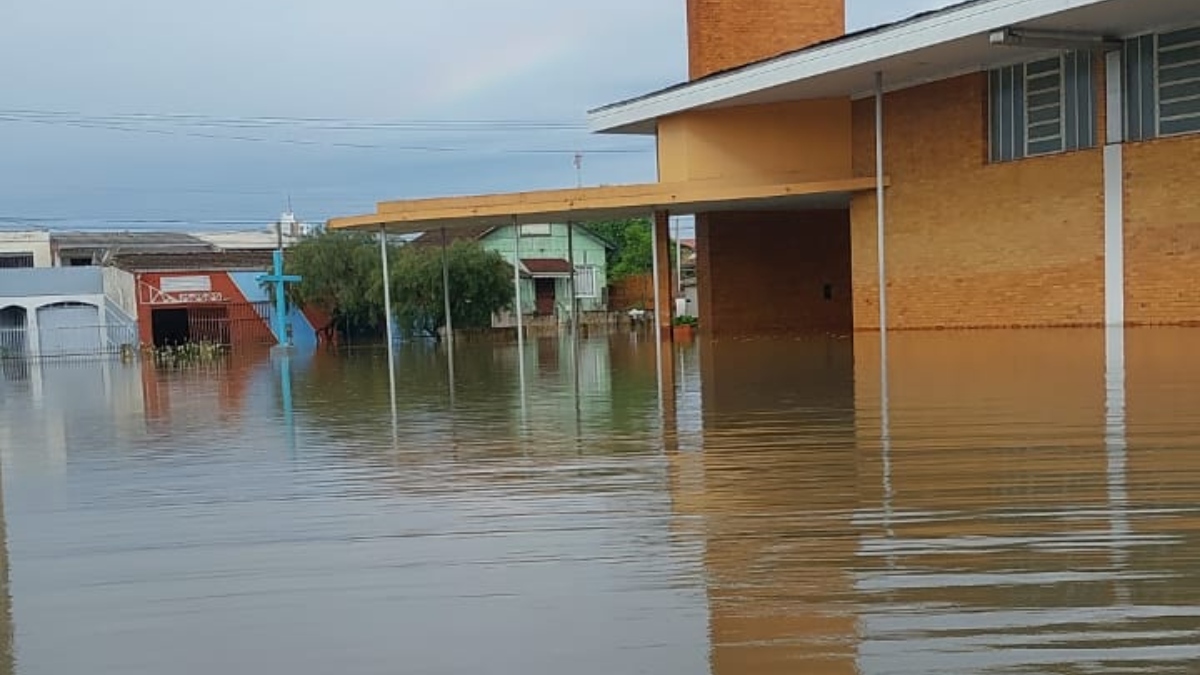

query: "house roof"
left=589, top=0, right=1200, bottom=134
left=407, top=225, right=495, bottom=248
left=521, top=258, right=574, bottom=277
left=409, top=222, right=619, bottom=251
left=52, top=231, right=214, bottom=255
left=111, top=250, right=275, bottom=273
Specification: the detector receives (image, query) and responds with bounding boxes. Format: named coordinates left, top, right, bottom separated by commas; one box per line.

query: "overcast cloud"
left=0, top=0, right=952, bottom=230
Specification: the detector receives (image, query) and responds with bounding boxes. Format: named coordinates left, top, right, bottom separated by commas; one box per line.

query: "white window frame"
left=519, top=224, right=552, bottom=237
left=1024, top=57, right=1065, bottom=157
left=574, top=265, right=598, bottom=299
left=1156, top=28, right=1200, bottom=138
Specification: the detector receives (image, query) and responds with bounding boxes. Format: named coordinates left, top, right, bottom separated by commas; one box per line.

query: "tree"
left=284, top=229, right=386, bottom=339
left=586, top=218, right=679, bottom=282
left=282, top=231, right=513, bottom=341
left=586, top=218, right=652, bottom=282
left=389, top=241, right=513, bottom=336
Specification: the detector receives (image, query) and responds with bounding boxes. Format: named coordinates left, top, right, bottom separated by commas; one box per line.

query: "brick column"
left=653, top=211, right=674, bottom=341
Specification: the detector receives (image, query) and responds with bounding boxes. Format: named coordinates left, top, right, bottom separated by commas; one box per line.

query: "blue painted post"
left=256, top=249, right=303, bottom=347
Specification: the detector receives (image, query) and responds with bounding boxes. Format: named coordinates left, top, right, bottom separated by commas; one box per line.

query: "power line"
left=0, top=108, right=652, bottom=154
left=0, top=108, right=590, bottom=131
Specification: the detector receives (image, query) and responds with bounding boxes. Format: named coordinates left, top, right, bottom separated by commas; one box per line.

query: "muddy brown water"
left=0, top=328, right=1197, bottom=674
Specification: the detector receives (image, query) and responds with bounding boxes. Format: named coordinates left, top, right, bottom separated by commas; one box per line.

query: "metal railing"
left=0, top=323, right=140, bottom=360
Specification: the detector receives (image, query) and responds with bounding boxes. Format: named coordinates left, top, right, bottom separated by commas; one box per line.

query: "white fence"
left=0, top=323, right=139, bottom=360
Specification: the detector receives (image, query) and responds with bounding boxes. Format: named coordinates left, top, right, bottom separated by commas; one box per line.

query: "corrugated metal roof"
left=112, top=250, right=275, bottom=272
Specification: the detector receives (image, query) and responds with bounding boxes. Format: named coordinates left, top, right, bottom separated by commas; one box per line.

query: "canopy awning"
left=327, top=176, right=882, bottom=234
left=521, top=259, right=574, bottom=278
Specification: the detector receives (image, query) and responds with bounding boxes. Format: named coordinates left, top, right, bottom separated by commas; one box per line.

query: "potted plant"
left=673, top=314, right=698, bottom=341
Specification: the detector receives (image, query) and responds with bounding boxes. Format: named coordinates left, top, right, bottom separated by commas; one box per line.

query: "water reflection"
left=0, top=329, right=1197, bottom=674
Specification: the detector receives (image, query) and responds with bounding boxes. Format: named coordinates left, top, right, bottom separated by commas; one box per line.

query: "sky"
left=0, top=0, right=951, bottom=232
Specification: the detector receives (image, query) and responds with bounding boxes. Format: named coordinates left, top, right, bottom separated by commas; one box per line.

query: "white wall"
left=0, top=231, right=52, bottom=267
left=102, top=266, right=138, bottom=319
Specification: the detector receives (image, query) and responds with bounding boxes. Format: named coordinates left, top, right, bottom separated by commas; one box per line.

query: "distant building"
left=412, top=223, right=613, bottom=326
left=1, top=217, right=318, bottom=356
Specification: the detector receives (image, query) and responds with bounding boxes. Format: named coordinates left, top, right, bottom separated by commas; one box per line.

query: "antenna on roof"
left=573, top=152, right=583, bottom=188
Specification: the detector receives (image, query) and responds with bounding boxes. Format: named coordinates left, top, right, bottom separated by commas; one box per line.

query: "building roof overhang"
left=589, top=0, right=1200, bottom=134
left=327, top=177, right=882, bottom=234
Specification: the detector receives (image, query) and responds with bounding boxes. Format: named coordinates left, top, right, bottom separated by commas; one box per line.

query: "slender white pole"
left=875, top=71, right=894, bottom=555
left=441, top=227, right=454, bottom=344
left=674, top=217, right=682, bottom=300
left=512, top=220, right=525, bottom=349
left=512, top=220, right=527, bottom=408
left=441, top=227, right=456, bottom=405
left=379, top=226, right=398, bottom=434
left=567, top=221, right=578, bottom=336
left=875, top=71, right=888, bottom=334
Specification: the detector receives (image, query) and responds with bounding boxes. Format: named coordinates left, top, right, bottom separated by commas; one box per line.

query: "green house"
left=479, top=224, right=612, bottom=317
left=412, top=224, right=613, bottom=322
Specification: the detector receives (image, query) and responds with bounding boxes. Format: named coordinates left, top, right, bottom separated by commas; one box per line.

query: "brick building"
left=332, top=0, right=1200, bottom=339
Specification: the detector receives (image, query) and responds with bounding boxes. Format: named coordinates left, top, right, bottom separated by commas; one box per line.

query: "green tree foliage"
left=586, top=218, right=652, bottom=281
left=387, top=241, right=514, bottom=336
left=284, top=230, right=384, bottom=337
left=283, top=230, right=513, bottom=340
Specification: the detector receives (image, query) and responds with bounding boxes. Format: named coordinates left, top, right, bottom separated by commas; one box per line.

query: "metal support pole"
left=674, top=217, right=682, bottom=299
left=379, top=226, right=398, bottom=418
left=875, top=71, right=894, bottom=555
left=441, top=227, right=454, bottom=345
left=441, top=227, right=456, bottom=405
left=567, top=221, right=578, bottom=336
left=512, top=220, right=524, bottom=348
left=512, top=219, right=527, bottom=412
left=875, top=71, right=888, bottom=335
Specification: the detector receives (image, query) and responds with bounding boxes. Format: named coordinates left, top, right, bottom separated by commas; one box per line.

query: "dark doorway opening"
left=151, top=308, right=190, bottom=346
left=534, top=278, right=556, bottom=316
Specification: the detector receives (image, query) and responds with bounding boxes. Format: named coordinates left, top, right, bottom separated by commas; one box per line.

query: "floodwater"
left=0, top=328, right=1199, bottom=674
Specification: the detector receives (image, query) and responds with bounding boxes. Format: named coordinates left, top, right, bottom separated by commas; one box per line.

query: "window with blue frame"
left=989, top=51, right=1096, bottom=162
left=1126, top=26, right=1200, bottom=141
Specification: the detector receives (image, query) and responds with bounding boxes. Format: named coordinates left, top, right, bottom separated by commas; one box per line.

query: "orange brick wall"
left=696, top=209, right=853, bottom=338
left=686, top=0, right=845, bottom=79
left=1124, top=134, right=1200, bottom=325
left=849, top=73, right=1106, bottom=330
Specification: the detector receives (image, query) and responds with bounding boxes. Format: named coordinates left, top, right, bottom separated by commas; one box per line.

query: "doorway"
left=151, top=308, right=190, bottom=346
left=534, top=278, right=556, bottom=316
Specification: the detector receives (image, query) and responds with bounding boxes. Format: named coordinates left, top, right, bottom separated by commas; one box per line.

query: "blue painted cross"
left=257, top=249, right=303, bottom=346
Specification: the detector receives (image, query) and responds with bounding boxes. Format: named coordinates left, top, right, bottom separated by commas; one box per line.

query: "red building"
left=115, top=251, right=278, bottom=349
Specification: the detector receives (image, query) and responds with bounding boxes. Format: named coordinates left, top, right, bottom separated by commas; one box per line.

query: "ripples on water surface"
left=0, top=328, right=1198, bottom=674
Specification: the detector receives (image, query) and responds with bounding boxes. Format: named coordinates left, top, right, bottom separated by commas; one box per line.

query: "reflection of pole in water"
left=1105, top=325, right=1131, bottom=603
left=277, top=354, right=297, bottom=457
left=0, top=467, right=15, bottom=673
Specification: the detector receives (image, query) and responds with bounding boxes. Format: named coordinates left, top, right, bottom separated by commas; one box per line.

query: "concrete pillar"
left=653, top=211, right=674, bottom=341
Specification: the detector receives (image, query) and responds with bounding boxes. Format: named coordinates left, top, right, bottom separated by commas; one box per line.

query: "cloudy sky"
left=0, top=0, right=950, bottom=231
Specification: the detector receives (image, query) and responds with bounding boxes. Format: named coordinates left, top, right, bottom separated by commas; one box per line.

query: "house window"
left=0, top=253, right=35, bottom=268
left=989, top=51, right=1095, bottom=162
left=519, top=224, right=552, bottom=237
left=574, top=265, right=598, bottom=298
left=1126, top=26, right=1200, bottom=141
